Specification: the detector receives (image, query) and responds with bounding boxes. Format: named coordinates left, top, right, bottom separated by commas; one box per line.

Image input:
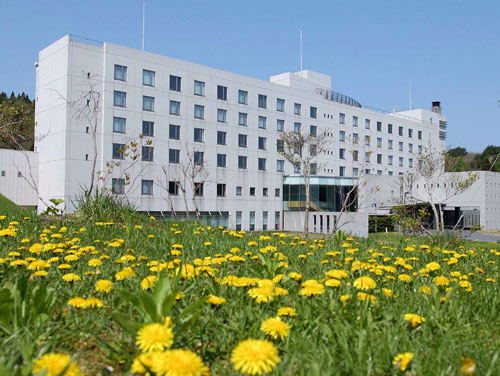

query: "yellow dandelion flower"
left=248, top=287, right=274, bottom=303
left=426, top=262, right=441, bottom=271
left=299, top=280, right=325, bottom=296
left=67, top=297, right=87, bottom=308
left=83, top=297, right=104, bottom=308
left=277, top=307, right=296, bottom=317
left=231, top=339, right=280, bottom=375
left=288, top=272, right=302, bottom=281
left=207, top=295, right=227, bottom=305
left=357, top=292, right=376, bottom=304
left=88, top=258, right=102, bottom=267
left=131, top=352, right=156, bottom=374
left=136, top=319, right=175, bottom=353
left=382, top=288, right=395, bottom=298
left=392, top=352, right=414, bottom=371
left=461, top=357, right=476, bottom=376
left=151, top=349, right=210, bottom=376
left=340, top=294, right=350, bottom=302
left=353, top=276, right=376, bottom=290
left=260, top=317, right=291, bottom=340
left=95, top=279, right=113, bottom=293
left=404, top=313, right=426, bottom=328
left=419, top=285, right=431, bottom=295
left=32, top=353, right=82, bottom=376
left=141, top=275, right=157, bottom=290
left=325, top=279, right=341, bottom=287
left=398, top=274, right=412, bottom=282
left=433, top=275, right=450, bottom=286
left=62, top=273, right=81, bottom=282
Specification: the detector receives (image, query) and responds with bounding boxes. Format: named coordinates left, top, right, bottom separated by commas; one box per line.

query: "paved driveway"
left=460, top=231, right=500, bottom=243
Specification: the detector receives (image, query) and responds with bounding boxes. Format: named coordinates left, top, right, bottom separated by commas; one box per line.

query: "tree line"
left=446, top=145, right=500, bottom=172
left=0, top=91, right=35, bottom=151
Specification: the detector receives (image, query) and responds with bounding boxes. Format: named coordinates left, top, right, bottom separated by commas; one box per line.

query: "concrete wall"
left=284, top=211, right=369, bottom=237
left=0, top=149, right=38, bottom=206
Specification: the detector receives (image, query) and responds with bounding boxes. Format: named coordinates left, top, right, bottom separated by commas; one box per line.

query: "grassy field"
left=0, top=194, right=22, bottom=215
left=1, top=211, right=499, bottom=375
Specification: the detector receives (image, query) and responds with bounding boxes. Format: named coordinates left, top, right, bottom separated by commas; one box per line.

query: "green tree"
left=0, top=91, right=35, bottom=150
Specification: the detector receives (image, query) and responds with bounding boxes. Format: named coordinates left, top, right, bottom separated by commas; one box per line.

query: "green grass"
left=0, top=194, right=22, bottom=216
left=1, top=212, right=500, bottom=375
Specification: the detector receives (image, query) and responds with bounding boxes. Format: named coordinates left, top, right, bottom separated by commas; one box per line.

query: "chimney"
left=431, top=101, right=441, bottom=114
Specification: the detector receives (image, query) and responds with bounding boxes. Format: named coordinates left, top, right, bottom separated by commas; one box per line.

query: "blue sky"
left=1, top=0, right=499, bottom=152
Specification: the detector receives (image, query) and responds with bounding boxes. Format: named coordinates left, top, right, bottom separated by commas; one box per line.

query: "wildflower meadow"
left=1, top=212, right=499, bottom=375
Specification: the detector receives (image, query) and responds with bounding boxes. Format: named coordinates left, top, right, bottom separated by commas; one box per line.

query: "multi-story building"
left=34, top=35, right=448, bottom=235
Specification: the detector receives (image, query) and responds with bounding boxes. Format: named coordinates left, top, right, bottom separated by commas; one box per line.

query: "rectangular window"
left=377, top=121, right=382, bottom=132
left=277, top=160, right=284, bottom=172
left=277, top=119, right=284, bottom=132
left=310, top=125, right=317, bottom=136
left=112, top=143, right=125, bottom=159
left=277, top=98, right=285, bottom=112
left=409, top=143, right=413, bottom=153
left=294, top=103, right=301, bottom=115
left=418, top=130, right=422, bottom=140
left=353, top=116, right=358, bottom=127
left=0, top=171, right=5, bottom=177
left=275, top=188, right=280, bottom=197
left=310, top=145, right=317, bottom=156
left=169, top=149, right=180, bottom=164
left=217, top=109, right=227, bottom=123
left=339, top=166, right=345, bottom=177
left=170, top=100, right=180, bottom=115
left=388, top=171, right=393, bottom=176
left=239, top=112, right=248, bottom=126
left=377, top=170, right=382, bottom=175
left=377, top=154, right=382, bottom=164
left=353, top=167, right=359, bottom=176
left=112, top=178, right=125, bottom=194
left=194, top=80, right=205, bottom=96
left=141, top=180, right=153, bottom=195
left=408, top=129, right=413, bottom=138
left=399, top=157, right=404, bottom=166
left=388, top=139, right=393, bottom=149
left=388, top=155, right=393, bottom=165
left=365, top=119, right=370, bottom=129
left=113, top=91, right=126, bottom=107
left=238, top=90, right=248, bottom=104
left=142, top=146, right=154, bottom=162
left=236, top=186, right=242, bottom=196
left=388, top=124, right=393, bottom=134
left=217, top=131, right=226, bottom=145
left=194, top=152, right=204, bottom=166
left=409, top=158, right=413, bottom=168
left=238, top=156, right=247, bottom=169
left=194, top=182, right=204, bottom=197
left=114, top=64, right=127, bottom=81
left=418, top=145, right=423, bottom=154
left=310, top=163, right=317, bottom=175
left=258, top=116, right=267, bottom=129
left=142, top=121, right=154, bottom=137
left=217, top=85, right=228, bottom=100
left=238, top=134, right=247, bottom=148
left=168, top=181, right=179, bottom=195
left=249, top=211, right=255, bottom=231
left=169, top=124, right=180, bottom=140
left=258, top=158, right=266, bottom=171
left=339, top=130, right=345, bottom=142
left=250, top=187, right=255, bottom=196
left=353, top=133, right=359, bottom=143
left=365, top=152, right=371, bottom=163
left=353, top=150, right=359, bottom=161
left=310, top=106, right=317, bottom=119
left=275, top=211, right=280, bottom=230
left=170, top=75, right=181, bottom=92
left=399, top=141, right=404, bottom=151
left=217, top=183, right=226, bottom=197
left=217, top=153, right=227, bottom=167
left=113, top=117, right=126, bottom=133
left=277, top=139, right=284, bottom=153
left=294, top=122, right=301, bottom=134
left=143, top=96, right=155, bottom=111
left=258, top=94, right=267, bottom=109
left=398, top=126, right=403, bottom=136
left=194, top=128, right=204, bottom=142
left=194, top=105, right=204, bottom=119
left=339, top=113, right=345, bottom=124
left=258, top=137, right=266, bottom=150
left=263, top=188, right=268, bottom=197
left=377, top=137, right=382, bottom=148
left=339, top=148, right=345, bottom=159
left=263, top=211, right=268, bottom=230
left=365, top=135, right=371, bottom=146
left=236, top=211, right=242, bottom=231
left=143, top=70, right=155, bottom=86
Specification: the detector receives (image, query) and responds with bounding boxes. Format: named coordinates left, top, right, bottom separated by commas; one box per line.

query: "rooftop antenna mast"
left=300, top=30, right=303, bottom=71
left=142, top=0, right=145, bottom=51
left=409, top=80, right=413, bottom=110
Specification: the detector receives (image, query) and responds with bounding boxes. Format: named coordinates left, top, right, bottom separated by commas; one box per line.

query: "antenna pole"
left=142, top=0, right=145, bottom=51
left=300, top=30, right=303, bottom=71
left=409, top=80, right=412, bottom=110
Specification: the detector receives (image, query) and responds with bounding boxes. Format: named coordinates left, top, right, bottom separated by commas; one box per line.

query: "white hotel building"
left=32, top=35, right=448, bottom=235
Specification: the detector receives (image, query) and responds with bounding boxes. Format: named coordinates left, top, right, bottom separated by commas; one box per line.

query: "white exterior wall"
left=0, top=149, right=38, bottom=206
left=284, top=211, right=369, bottom=237
left=35, top=35, right=446, bottom=233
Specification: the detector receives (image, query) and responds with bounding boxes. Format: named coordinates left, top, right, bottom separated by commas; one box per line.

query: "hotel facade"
left=32, top=35, right=449, bottom=235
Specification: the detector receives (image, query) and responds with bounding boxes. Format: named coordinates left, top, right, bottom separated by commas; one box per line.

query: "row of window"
left=114, top=64, right=317, bottom=117
left=337, top=131, right=422, bottom=153
left=340, top=113, right=423, bottom=139
left=236, top=211, right=280, bottom=231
